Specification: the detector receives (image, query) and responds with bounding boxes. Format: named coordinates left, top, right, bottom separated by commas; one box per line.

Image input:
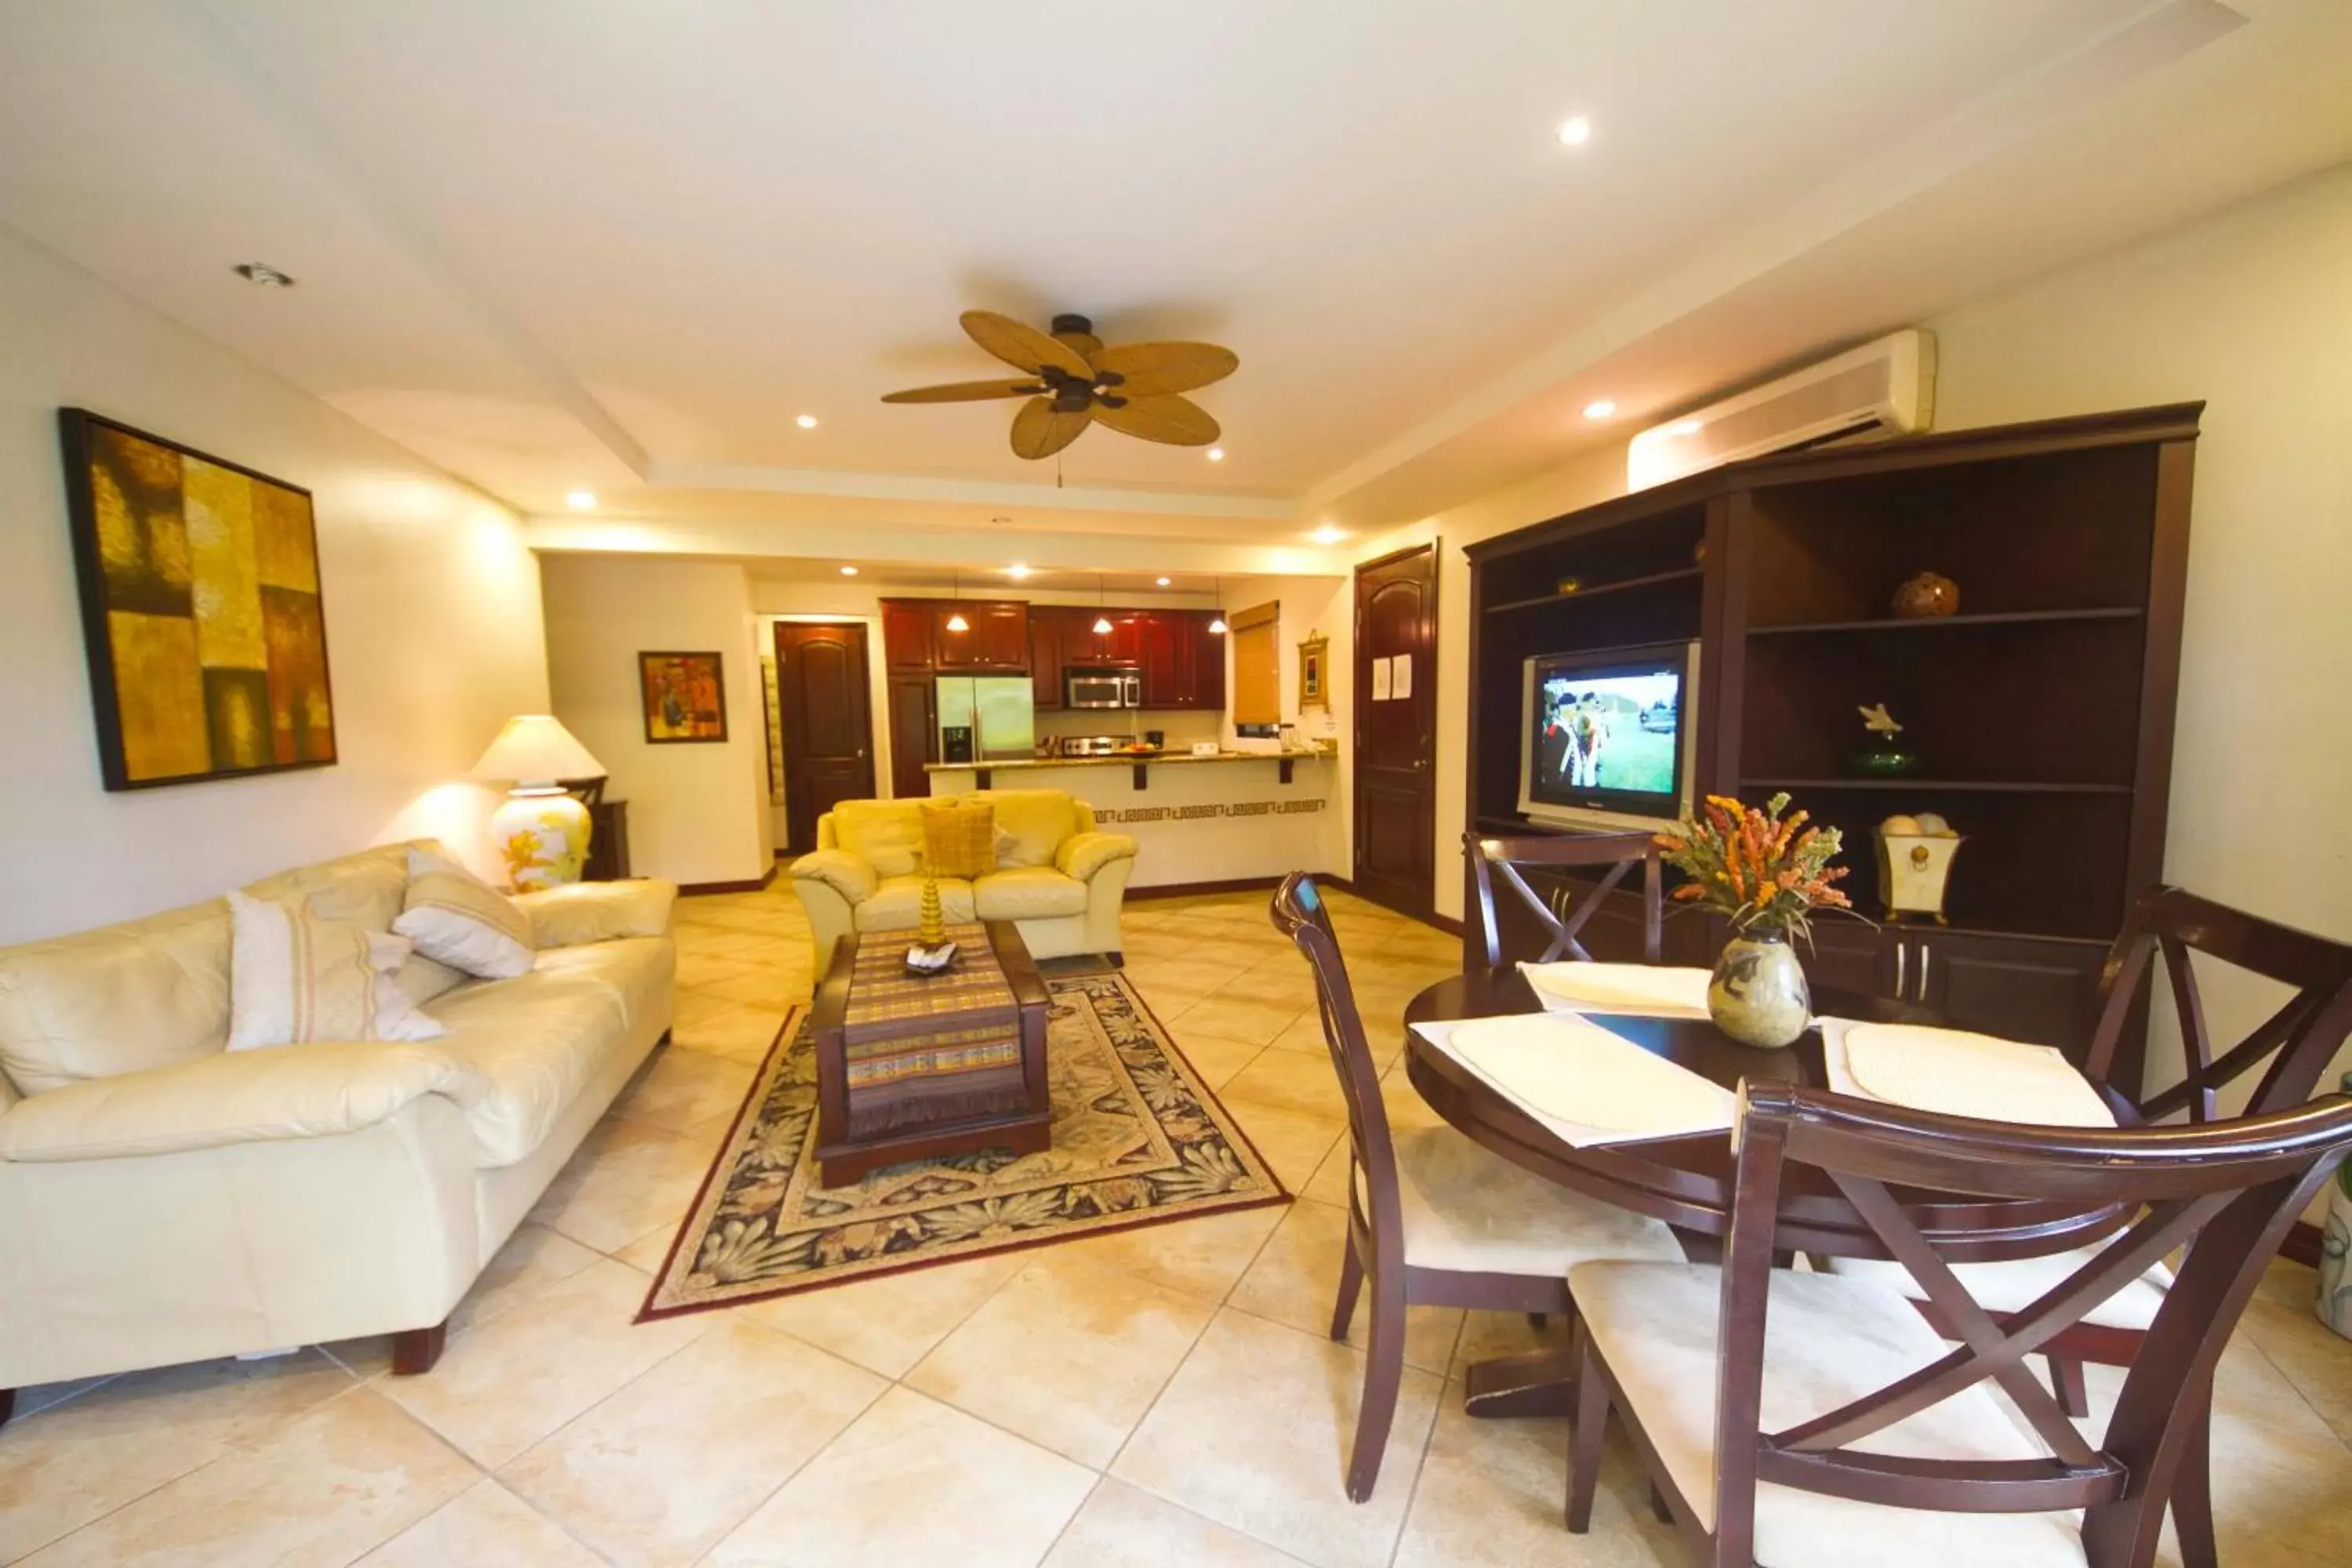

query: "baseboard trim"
left=679, top=866, right=779, bottom=897
left=1128, top=873, right=1356, bottom=902
left=2281, top=1218, right=2323, bottom=1269
left=1425, top=912, right=1465, bottom=938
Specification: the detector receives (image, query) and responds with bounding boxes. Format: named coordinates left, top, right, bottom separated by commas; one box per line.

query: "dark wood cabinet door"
left=1914, top=930, right=2106, bottom=1053
left=1801, top=919, right=1896, bottom=1000
left=880, top=601, right=934, bottom=670
left=1109, top=612, right=1147, bottom=668
left=885, top=674, right=935, bottom=800
left=1139, top=612, right=1178, bottom=706
left=775, top=622, right=877, bottom=852
left=964, top=601, right=1029, bottom=670
left=1029, top=608, right=1065, bottom=709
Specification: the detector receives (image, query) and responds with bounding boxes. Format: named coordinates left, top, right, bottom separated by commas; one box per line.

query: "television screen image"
left=1519, top=641, right=1697, bottom=828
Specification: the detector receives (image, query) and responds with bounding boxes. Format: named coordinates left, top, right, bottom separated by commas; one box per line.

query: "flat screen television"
left=1516, top=640, right=1699, bottom=831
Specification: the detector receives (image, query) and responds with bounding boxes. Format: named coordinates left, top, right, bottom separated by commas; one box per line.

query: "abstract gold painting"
left=640, top=651, right=728, bottom=743
left=60, top=409, right=337, bottom=789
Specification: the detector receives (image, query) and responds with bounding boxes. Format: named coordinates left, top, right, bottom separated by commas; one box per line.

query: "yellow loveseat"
left=789, top=789, right=1138, bottom=973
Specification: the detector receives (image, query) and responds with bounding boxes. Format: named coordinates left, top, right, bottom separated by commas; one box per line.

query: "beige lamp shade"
left=472, top=715, right=605, bottom=787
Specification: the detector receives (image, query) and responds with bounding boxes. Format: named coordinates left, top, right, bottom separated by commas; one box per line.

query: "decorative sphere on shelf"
left=1892, top=571, right=1960, bottom=619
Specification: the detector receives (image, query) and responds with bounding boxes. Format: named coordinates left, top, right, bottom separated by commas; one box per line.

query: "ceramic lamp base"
left=492, top=789, right=591, bottom=891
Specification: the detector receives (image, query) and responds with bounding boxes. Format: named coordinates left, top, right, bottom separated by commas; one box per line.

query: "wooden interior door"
left=775, top=622, right=877, bottom=852
left=1353, top=543, right=1438, bottom=920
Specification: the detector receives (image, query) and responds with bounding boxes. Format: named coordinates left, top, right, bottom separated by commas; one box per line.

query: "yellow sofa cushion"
left=833, top=800, right=928, bottom=878
left=979, top=789, right=1078, bottom=869
left=920, top=799, right=998, bottom=879
left=973, top=867, right=1088, bottom=921
left=855, top=876, right=978, bottom=933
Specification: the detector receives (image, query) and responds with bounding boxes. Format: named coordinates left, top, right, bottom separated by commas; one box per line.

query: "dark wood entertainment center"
left=1465, top=403, right=2198, bottom=1069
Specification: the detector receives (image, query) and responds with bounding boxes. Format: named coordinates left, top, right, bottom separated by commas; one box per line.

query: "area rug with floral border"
left=637, top=971, right=1290, bottom=1319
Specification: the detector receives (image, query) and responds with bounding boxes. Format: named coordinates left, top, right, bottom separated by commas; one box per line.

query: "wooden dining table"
left=1401, top=966, right=2128, bottom=1417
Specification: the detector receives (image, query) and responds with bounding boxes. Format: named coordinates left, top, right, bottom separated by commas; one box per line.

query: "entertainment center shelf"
left=1464, top=401, right=2200, bottom=1069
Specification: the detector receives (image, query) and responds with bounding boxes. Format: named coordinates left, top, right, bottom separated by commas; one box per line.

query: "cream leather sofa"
left=0, top=842, right=677, bottom=1408
left=789, top=789, right=1137, bottom=974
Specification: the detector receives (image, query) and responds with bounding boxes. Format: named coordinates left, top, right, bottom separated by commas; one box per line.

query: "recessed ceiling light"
left=1310, top=524, right=1348, bottom=546
left=796, top=414, right=819, bottom=430
left=839, top=564, right=859, bottom=576
left=1668, top=418, right=1704, bottom=436
left=1557, top=115, right=1592, bottom=147
left=232, top=262, right=296, bottom=288
left=1583, top=399, right=1618, bottom=421
left=1206, top=447, right=1225, bottom=462
left=1156, top=576, right=1171, bottom=587
left=565, top=490, right=597, bottom=510
left=1006, top=563, right=1033, bottom=580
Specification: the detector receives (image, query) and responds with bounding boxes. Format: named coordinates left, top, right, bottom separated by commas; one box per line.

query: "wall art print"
left=641, top=650, right=729, bottom=743
left=59, top=408, right=337, bottom=791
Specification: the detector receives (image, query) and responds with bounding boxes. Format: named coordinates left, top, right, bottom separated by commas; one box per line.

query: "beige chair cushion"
left=922, top=798, right=998, bottom=880
left=832, top=800, right=928, bottom=878
left=226, top=892, right=445, bottom=1049
left=977, top=789, right=1077, bottom=869
left=241, top=844, right=412, bottom=934
left=529, top=938, right=676, bottom=1035
left=0, top=898, right=232, bottom=1094
left=855, top=876, right=977, bottom=933
left=974, top=867, right=1088, bottom=921
left=514, top=880, right=678, bottom=949
left=0, top=1042, right=486, bottom=1163
left=1055, top=831, right=1138, bottom=884
left=1366, top=1123, right=1683, bottom=1276
left=394, top=849, right=535, bottom=980
left=1571, top=1261, right=2083, bottom=1567
left=1824, top=1248, right=2172, bottom=1331
left=421, top=970, right=632, bottom=1167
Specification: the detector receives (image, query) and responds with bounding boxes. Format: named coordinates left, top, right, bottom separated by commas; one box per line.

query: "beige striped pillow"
left=393, top=848, right=535, bottom=979
left=227, top=892, right=445, bottom=1049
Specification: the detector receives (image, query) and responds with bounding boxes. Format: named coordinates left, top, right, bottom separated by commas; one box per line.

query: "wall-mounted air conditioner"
left=1628, top=329, right=1936, bottom=491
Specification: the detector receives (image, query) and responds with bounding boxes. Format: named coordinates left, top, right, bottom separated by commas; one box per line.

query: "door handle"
left=1893, top=941, right=1906, bottom=1000
left=1915, top=941, right=1930, bottom=1000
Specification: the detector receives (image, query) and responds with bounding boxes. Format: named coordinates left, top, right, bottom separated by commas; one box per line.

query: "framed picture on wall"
left=57, top=408, right=339, bottom=791
left=1298, top=633, right=1330, bottom=711
left=640, top=651, right=728, bottom=743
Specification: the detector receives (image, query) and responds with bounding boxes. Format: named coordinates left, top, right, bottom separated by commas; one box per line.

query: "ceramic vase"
left=1708, top=931, right=1811, bottom=1050
left=2319, top=1073, right=2352, bottom=1339
left=491, top=789, right=590, bottom=891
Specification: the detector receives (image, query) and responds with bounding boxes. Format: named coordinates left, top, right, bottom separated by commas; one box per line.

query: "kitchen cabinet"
left=1029, top=609, right=1067, bottom=710
left=880, top=601, right=935, bottom=670
left=885, top=674, right=935, bottom=798
left=1798, top=922, right=2107, bottom=1055
left=935, top=600, right=1027, bottom=671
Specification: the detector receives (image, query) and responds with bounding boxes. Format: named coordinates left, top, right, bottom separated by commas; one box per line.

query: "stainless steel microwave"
left=1065, top=669, right=1141, bottom=710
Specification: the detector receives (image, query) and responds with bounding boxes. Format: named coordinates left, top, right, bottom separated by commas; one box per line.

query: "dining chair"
left=1465, top=829, right=1663, bottom=973
left=1821, top=884, right=2352, bottom=1566
left=1271, top=871, right=1683, bottom=1503
left=1566, top=1078, right=2352, bottom=1568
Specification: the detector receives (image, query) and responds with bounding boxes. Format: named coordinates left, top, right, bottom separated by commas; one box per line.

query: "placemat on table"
left=1822, top=1018, right=2116, bottom=1128
left=1416, top=1012, right=1737, bottom=1148
left=1519, top=961, right=1714, bottom=1018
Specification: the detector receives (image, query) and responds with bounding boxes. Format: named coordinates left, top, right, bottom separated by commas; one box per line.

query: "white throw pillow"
left=226, top=891, right=445, bottom=1049
left=393, top=848, right=535, bottom=980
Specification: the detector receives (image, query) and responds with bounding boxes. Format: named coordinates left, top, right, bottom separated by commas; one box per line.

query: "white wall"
left=540, top=555, right=770, bottom=887
left=0, top=224, right=547, bottom=942
left=1927, top=160, right=2352, bottom=1104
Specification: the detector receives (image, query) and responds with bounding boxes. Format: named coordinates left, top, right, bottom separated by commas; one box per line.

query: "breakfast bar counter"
left=925, top=750, right=1340, bottom=889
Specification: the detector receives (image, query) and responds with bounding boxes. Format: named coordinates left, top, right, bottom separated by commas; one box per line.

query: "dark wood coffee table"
left=811, top=920, right=1051, bottom=1187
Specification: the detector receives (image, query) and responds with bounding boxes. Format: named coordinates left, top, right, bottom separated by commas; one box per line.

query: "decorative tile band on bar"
left=1102, top=798, right=1328, bottom=825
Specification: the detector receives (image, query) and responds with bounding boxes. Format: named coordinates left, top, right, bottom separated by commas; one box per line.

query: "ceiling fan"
left=882, top=310, right=1237, bottom=459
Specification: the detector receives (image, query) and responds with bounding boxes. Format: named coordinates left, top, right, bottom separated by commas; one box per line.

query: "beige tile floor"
left=5, top=883, right=2351, bottom=1566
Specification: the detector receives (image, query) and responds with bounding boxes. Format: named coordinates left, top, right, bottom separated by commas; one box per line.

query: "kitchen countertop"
left=923, top=749, right=1334, bottom=773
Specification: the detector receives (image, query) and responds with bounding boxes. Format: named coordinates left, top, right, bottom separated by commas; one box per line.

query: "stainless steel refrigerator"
left=935, top=676, right=1035, bottom=763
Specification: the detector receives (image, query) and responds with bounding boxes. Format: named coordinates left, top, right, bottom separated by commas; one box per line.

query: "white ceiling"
left=2, top=1, right=2348, bottom=563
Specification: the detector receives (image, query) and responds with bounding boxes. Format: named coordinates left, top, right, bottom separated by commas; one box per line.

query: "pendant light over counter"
left=1208, top=575, right=1227, bottom=634
left=1093, top=574, right=1112, bottom=637
left=945, top=572, right=969, bottom=633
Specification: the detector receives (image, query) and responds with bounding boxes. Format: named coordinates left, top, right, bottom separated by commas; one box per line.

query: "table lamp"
left=472, top=715, right=607, bottom=890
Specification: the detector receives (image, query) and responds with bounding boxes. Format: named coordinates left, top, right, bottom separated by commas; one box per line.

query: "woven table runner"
left=840, top=923, right=1027, bottom=1135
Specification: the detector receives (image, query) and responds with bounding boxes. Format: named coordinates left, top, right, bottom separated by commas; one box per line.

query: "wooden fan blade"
left=1088, top=341, right=1240, bottom=397
left=1091, top=393, right=1220, bottom=447
left=961, top=310, right=1094, bottom=379
left=1011, top=396, right=1091, bottom=459
left=880, top=379, right=1043, bottom=404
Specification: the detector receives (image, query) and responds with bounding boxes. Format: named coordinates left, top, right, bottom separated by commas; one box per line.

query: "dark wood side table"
left=582, top=800, right=630, bottom=881
left=810, top=920, right=1052, bottom=1187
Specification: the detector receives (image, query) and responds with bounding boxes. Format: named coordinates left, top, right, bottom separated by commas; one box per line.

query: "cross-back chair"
left=1567, top=1079, right=2352, bottom=1568
left=1824, top=884, right=2352, bottom=1564
left=1465, top=829, right=1663, bottom=974
left=1270, top=872, right=1682, bottom=1502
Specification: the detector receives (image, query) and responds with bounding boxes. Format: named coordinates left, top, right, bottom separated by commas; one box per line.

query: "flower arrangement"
left=1655, top=792, right=1853, bottom=941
